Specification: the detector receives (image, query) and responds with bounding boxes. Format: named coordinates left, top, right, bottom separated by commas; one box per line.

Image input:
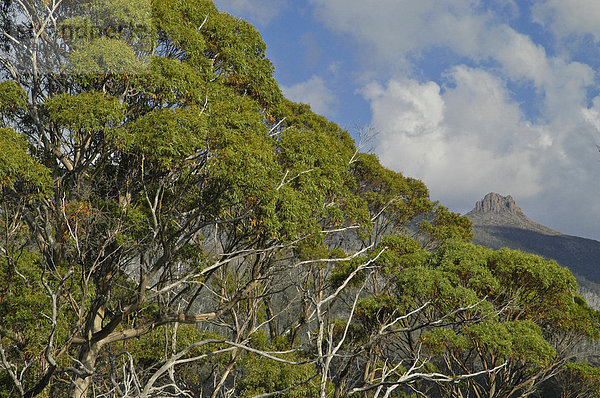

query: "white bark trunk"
left=69, top=309, right=104, bottom=398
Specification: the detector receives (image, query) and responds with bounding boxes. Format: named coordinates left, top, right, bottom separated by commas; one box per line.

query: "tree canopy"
left=0, top=1, right=598, bottom=397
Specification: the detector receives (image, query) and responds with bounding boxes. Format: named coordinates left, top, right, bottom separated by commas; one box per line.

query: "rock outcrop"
left=466, top=192, right=561, bottom=235
left=473, top=192, right=523, bottom=214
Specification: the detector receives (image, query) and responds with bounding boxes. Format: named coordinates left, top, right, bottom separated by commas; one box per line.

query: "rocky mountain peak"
left=473, top=192, right=524, bottom=215
left=466, top=192, right=560, bottom=236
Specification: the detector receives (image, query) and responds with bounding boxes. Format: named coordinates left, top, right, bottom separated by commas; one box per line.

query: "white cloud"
left=532, top=0, right=600, bottom=41
left=363, top=68, right=600, bottom=236
left=310, top=0, right=600, bottom=237
left=364, top=68, right=547, bottom=206
left=486, top=0, right=520, bottom=20
left=281, top=76, right=337, bottom=116
left=310, top=0, right=595, bottom=107
left=582, top=96, right=600, bottom=133
left=212, top=0, right=286, bottom=24
left=309, top=0, right=484, bottom=68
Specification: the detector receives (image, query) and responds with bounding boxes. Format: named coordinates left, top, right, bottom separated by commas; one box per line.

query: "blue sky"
left=214, top=0, right=600, bottom=240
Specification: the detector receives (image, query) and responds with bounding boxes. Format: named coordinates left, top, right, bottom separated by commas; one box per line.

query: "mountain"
left=466, top=193, right=600, bottom=306
left=466, top=192, right=560, bottom=235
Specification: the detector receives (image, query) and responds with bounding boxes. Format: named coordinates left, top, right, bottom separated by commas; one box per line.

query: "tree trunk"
left=69, top=344, right=100, bottom=398
left=69, top=308, right=104, bottom=398
left=211, top=349, right=240, bottom=398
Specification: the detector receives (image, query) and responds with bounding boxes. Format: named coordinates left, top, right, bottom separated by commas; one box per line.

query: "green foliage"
left=117, top=325, right=226, bottom=365
left=489, top=248, right=577, bottom=296
left=46, top=91, right=125, bottom=135
left=420, top=204, right=473, bottom=243
left=376, top=234, right=430, bottom=274
left=153, top=0, right=281, bottom=107
left=238, top=332, right=318, bottom=397
left=238, top=354, right=318, bottom=397
left=277, top=127, right=349, bottom=199
left=396, top=267, right=485, bottom=313
left=560, top=362, right=600, bottom=398
left=140, top=56, right=207, bottom=105
left=0, top=81, right=27, bottom=118
left=88, top=0, right=152, bottom=26
left=340, top=236, right=597, bottom=396
left=504, top=320, right=555, bottom=367
left=355, top=294, right=403, bottom=332
left=422, top=328, right=469, bottom=355
left=460, top=320, right=555, bottom=368
left=274, top=99, right=356, bottom=153
left=0, top=251, right=77, bottom=397
left=433, top=240, right=498, bottom=295
left=352, top=153, right=433, bottom=227
left=69, top=36, right=145, bottom=75
left=0, top=128, right=52, bottom=196
left=61, top=0, right=152, bottom=76
left=119, top=105, right=207, bottom=165
left=0, top=252, right=49, bottom=346
left=487, top=248, right=593, bottom=333
left=329, top=234, right=428, bottom=290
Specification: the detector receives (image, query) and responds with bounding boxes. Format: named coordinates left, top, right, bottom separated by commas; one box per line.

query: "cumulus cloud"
left=281, top=76, right=338, bottom=116
left=310, top=0, right=595, bottom=95
left=532, top=0, right=600, bottom=41
left=364, top=69, right=600, bottom=234
left=582, top=97, right=600, bottom=133
left=487, top=28, right=595, bottom=120
left=364, top=68, right=547, bottom=205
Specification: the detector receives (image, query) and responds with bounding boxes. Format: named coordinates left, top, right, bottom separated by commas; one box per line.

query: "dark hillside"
left=471, top=225, right=600, bottom=283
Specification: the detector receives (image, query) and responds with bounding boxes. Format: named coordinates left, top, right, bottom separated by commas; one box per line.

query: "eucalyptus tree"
left=0, top=0, right=349, bottom=396
left=320, top=237, right=599, bottom=397
left=0, top=1, right=597, bottom=398
left=0, top=0, right=374, bottom=396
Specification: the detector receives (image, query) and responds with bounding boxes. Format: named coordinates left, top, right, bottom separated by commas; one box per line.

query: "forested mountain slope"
left=0, top=2, right=599, bottom=397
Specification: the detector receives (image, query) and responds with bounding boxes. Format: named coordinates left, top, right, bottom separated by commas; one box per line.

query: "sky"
left=213, top=0, right=600, bottom=240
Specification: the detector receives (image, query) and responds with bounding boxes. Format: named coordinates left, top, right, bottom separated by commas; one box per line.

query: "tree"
left=303, top=234, right=599, bottom=397
left=549, top=362, right=600, bottom=398
left=0, top=0, right=324, bottom=396
left=0, top=1, right=597, bottom=397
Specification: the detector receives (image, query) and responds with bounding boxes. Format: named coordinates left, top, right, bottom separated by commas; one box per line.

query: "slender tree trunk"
left=264, top=296, right=278, bottom=340
left=69, top=344, right=100, bottom=398
left=69, top=309, right=104, bottom=398
left=211, top=348, right=240, bottom=398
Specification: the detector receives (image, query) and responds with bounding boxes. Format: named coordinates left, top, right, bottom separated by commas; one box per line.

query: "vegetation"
left=0, top=0, right=598, bottom=397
